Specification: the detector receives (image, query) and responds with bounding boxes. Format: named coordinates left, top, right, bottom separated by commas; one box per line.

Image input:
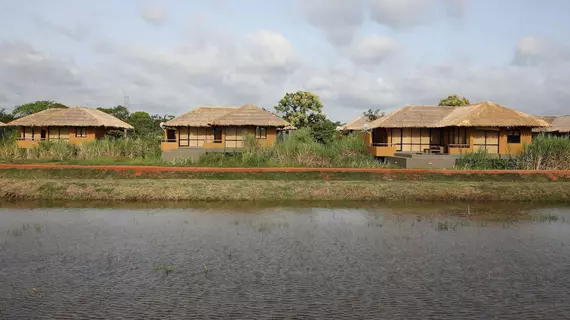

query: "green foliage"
left=309, top=119, right=339, bottom=144
left=275, top=91, right=325, bottom=128
left=455, top=150, right=517, bottom=170
left=0, top=137, right=161, bottom=162
left=438, top=95, right=471, bottom=107
left=97, top=105, right=130, bottom=122
left=191, top=129, right=383, bottom=168
left=0, top=108, right=14, bottom=123
left=12, top=101, right=67, bottom=118
left=519, top=135, right=570, bottom=170
left=128, top=111, right=156, bottom=137
left=456, top=135, right=570, bottom=170
left=363, top=109, right=384, bottom=121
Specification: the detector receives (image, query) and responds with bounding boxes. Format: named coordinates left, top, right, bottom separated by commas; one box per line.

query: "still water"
left=0, top=202, right=569, bottom=319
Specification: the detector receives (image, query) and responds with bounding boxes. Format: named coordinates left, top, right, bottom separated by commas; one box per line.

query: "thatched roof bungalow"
left=365, top=101, right=549, bottom=157
left=338, top=115, right=374, bottom=132
left=7, top=107, right=133, bottom=148
left=533, top=116, right=570, bottom=136
left=161, top=104, right=290, bottom=151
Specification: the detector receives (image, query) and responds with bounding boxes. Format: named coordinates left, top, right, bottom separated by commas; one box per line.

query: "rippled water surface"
left=1, top=203, right=570, bottom=319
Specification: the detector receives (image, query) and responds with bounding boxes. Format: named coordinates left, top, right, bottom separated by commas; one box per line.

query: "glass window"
left=76, top=127, right=87, bottom=138
left=507, top=130, right=521, bottom=144
left=213, top=127, right=223, bottom=143
left=256, top=127, right=267, bottom=139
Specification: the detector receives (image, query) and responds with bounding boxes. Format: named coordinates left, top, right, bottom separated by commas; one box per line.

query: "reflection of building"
left=533, top=116, right=570, bottom=138
left=362, top=102, right=549, bottom=158
left=160, top=104, right=290, bottom=160
left=7, top=107, right=133, bottom=149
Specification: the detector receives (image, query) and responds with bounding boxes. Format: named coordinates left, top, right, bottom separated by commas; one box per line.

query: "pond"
left=1, top=202, right=569, bottom=319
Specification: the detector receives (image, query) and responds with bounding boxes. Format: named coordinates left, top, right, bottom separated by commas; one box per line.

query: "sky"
left=0, top=0, right=569, bottom=121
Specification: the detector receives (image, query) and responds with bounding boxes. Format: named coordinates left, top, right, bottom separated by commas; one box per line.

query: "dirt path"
left=0, top=163, right=569, bottom=176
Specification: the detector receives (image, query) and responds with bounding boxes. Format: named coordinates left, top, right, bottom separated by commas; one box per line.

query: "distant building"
left=364, top=101, right=550, bottom=158
left=6, top=107, right=133, bottom=148
left=533, top=116, right=570, bottom=138
left=160, top=104, right=291, bottom=160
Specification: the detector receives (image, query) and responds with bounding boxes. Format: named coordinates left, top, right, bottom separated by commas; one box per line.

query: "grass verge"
left=1, top=179, right=569, bottom=202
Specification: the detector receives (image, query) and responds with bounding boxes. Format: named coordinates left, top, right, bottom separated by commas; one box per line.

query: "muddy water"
left=1, top=203, right=569, bottom=319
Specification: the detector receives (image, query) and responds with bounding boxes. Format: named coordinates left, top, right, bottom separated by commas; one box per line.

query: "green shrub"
left=456, top=135, right=570, bottom=170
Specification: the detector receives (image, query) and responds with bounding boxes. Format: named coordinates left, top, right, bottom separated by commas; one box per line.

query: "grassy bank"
left=1, top=167, right=569, bottom=182
left=1, top=179, right=569, bottom=202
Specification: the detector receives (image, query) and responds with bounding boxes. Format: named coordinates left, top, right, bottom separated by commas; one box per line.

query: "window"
left=213, top=127, right=223, bottom=143
left=76, top=127, right=87, bottom=138
left=256, top=127, right=267, bottom=139
left=166, top=129, right=176, bottom=141
left=507, top=129, right=521, bottom=144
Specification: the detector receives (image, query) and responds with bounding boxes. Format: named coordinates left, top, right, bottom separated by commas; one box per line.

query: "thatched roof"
left=533, top=116, right=570, bottom=133
left=369, top=106, right=454, bottom=128
left=0, top=121, right=5, bottom=127
left=370, top=102, right=550, bottom=129
left=165, top=106, right=238, bottom=127
left=166, top=104, right=290, bottom=127
left=339, top=115, right=373, bottom=131
left=7, top=107, right=133, bottom=129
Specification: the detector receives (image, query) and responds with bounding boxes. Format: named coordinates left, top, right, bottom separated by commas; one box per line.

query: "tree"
left=128, top=111, right=156, bottom=137
left=97, top=105, right=130, bottom=122
left=363, top=109, right=385, bottom=121
left=0, top=108, right=14, bottom=123
left=439, top=95, right=471, bottom=107
left=310, top=119, right=341, bottom=144
left=12, top=100, right=67, bottom=119
left=275, top=91, right=326, bottom=128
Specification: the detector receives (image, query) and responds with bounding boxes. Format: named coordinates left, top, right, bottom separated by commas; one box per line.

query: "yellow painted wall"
left=16, top=126, right=102, bottom=148
left=499, top=127, right=532, bottom=154
left=167, top=126, right=277, bottom=149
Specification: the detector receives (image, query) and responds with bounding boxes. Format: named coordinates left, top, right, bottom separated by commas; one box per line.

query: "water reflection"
left=0, top=203, right=569, bottom=319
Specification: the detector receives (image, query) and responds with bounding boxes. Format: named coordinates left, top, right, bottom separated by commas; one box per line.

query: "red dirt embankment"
left=1, top=163, right=570, bottom=178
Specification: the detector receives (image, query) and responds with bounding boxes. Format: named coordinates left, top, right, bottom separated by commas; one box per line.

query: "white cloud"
left=369, top=0, right=465, bottom=29
left=299, top=0, right=365, bottom=46
left=513, top=36, right=570, bottom=66
left=348, top=35, right=401, bottom=65
left=138, top=1, right=168, bottom=26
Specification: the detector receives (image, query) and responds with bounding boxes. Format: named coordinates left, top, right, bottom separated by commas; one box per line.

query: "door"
left=40, top=129, right=47, bottom=140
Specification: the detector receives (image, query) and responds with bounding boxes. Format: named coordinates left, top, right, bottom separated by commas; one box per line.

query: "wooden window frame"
left=75, top=127, right=87, bottom=138
left=507, top=129, right=521, bottom=144
left=256, top=127, right=267, bottom=139
left=213, top=127, right=223, bottom=143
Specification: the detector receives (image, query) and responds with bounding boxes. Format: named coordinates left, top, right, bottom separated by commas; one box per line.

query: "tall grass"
left=518, top=135, right=570, bottom=170
left=456, top=135, right=570, bottom=170
left=190, top=128, right=384, bottom=168
left=0, top=137, right=161, bottom=163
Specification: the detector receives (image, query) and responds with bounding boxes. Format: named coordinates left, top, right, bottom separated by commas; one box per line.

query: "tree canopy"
left=274, top=91, right=325, bottom=128
left=438, top=95, right=471, bottom=107
left=97, top=105, right=130, bottom=122
left=0, top=108, right=14, bottom=123
left=12, top=101, right=67, bottom=119
left=363, top=109, right=385, bottom=121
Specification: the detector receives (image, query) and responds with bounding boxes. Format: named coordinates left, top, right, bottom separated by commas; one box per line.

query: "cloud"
left=348, top=35, right=401, bottom=65
left=369, top=0, right=466, bottom=29
left=299, top=0, right=365, bottom=46
left=512, top=36, right=570, bottom=67
left=138, top=1, right=168, bottom=26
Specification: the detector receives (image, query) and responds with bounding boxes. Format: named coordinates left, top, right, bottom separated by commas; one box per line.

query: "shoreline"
left=1, top=179, right=569, bottom=202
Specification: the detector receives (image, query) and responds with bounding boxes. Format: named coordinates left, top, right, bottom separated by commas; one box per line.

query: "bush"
left=456, top=135, right=570, bottom=170
left=0, top=137, right=161, bottom=162
left=519, top=135, right=570, bottom=170
left=195, top=128, right=383, bottom=168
